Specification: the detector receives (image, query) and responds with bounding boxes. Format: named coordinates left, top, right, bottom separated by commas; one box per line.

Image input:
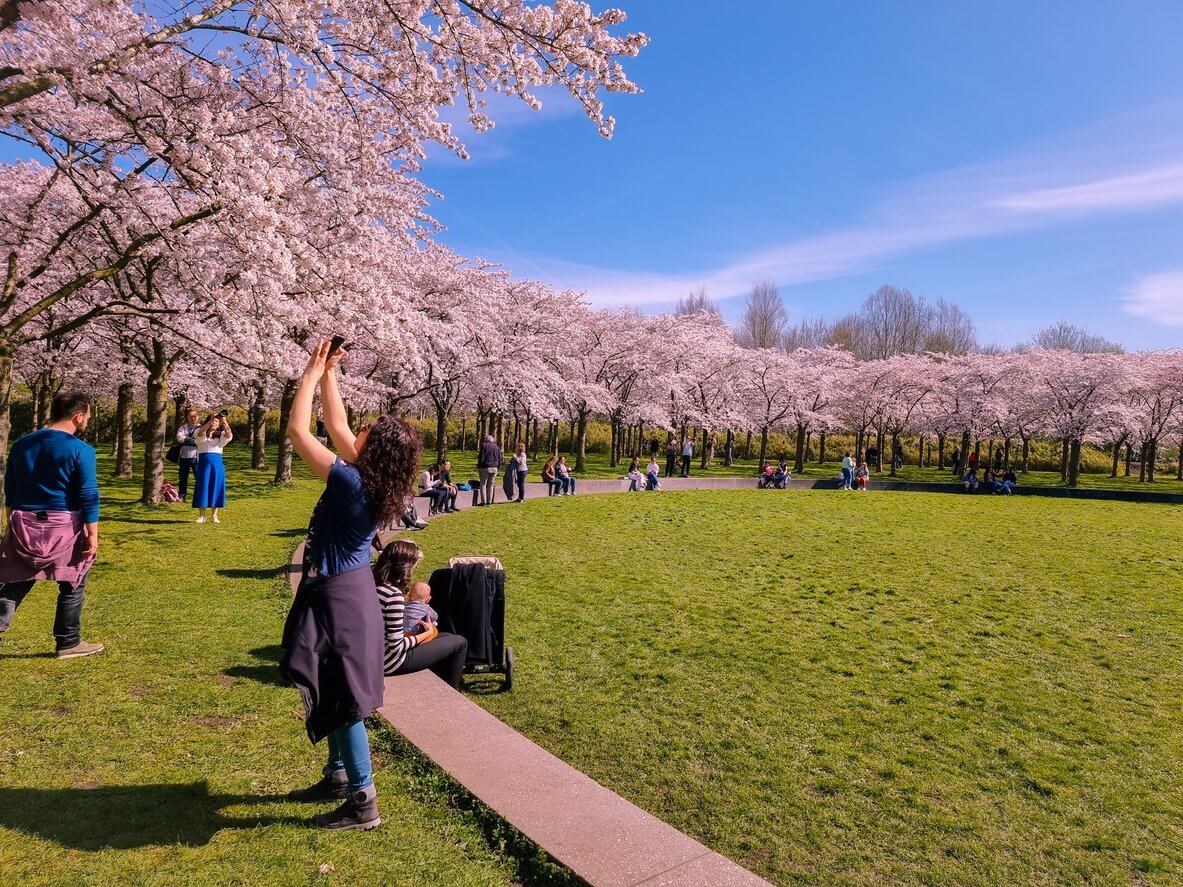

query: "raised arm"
left=286, top=340, right=337, bottom=482
left=319, top=357, right=358, bottom=462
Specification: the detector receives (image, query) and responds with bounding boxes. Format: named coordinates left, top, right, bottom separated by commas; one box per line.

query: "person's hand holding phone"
left=326, top=334, right=348, bottom=371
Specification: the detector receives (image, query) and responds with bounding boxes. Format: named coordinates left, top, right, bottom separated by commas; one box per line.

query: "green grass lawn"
left=418, top=490, right=1183, bottom=886
left=432, top=449, right=1183, bottom=493
left=0, top=454, right=541, bottom=887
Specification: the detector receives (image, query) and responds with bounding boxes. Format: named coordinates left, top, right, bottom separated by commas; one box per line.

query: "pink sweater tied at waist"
left=0, top=509, right=95, bottom=584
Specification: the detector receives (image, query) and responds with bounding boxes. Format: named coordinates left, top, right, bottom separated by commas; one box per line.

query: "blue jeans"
left=0, top=571, right=89, bottom=649
left=561, top=476, right=576, bottom=494
left=841, top=467, right=852, bottom=487
left=646, top=471, right=660, bottom=490
left=326, top=719, right=373, bottom=791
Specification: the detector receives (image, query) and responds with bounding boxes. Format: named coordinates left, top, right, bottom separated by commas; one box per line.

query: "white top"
left=514, top=452, right=528, bottom=471
left=647, top=460, right=660, bottom=474
left=420, top=469, right=435, bottom=491
left=682, top=441, right=693, bottom=456
left=197, top=427, right=233, bottom=454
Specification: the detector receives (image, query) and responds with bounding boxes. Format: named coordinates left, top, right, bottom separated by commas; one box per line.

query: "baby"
left=402, top=581, right=438, bottom=635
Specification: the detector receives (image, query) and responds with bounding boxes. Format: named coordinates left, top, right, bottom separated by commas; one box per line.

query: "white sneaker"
left=212, top=515, right=221, bottom=524
left=196, top=516, right=205, bottom=524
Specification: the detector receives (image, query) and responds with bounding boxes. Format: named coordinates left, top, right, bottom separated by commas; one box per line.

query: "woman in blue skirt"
left=193, top=412, right=233, bottom=523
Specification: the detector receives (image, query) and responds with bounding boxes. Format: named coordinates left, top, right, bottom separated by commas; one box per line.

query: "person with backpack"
left=175, top=409, right=201, bottom=502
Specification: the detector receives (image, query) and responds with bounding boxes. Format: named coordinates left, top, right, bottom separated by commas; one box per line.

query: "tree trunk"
left=273, top=379, right=297, bottom=485
left=700, top=427, right=710, bottom=469
left=435, top=403, right=449, bottom=464
left=1125, top=442, right=1132, bottom=477
left=1110, top=436, right=1125, bottom=478
left=818, top=431, right=826, bottom=464
left=724, top=429, right=734, bottom=466
left=1002, top=437, right=1011, bottom=470
left=0, top=349, right=12, bottom=515
left=140, top=343, right=170, bottom=505
left=609, top=419, right=619, bottom=468
left=793, top=424, right=806, bottom=474
left=855, top=430, right=863, bottom=461
left=115, top=382, right=135, bottom=477
left=744, top=430, right=753, bottom=460
left=1147, top=439, right=1157, bottom=482
left=875, top=429, right=884, bottom=472
left=1139, top=441, right=1147, bottom=483
left=1177, top=436, right=1183, bottom=481
left=250, top=384, right=267, bottom=470
left=1021, top=436, right=1030, bottom=473
left=548, top=420, right=557, bottom=456
left=890, top=433, right=900, bottom=477
left=918, top=435, right=925, bottom=469
left=1066, top=438, right=1082, bottom=487
left=758, top=425, right=769, bottom=470
left=567, top=418, right=576, bottom=454
left=1060, top=436, right=1070, bottom=482
left=937, top=433, right=946, bottom=470
left=173, top=392, right=187, bottom=437
left=532, top=417, right=540, bottom=461
left=960, top=431, right=971, bottom=474
left=575, top=409, right=589, bottom=472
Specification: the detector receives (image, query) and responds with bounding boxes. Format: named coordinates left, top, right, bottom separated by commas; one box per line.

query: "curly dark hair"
left=353, top=414, right=423, bottom=527
left=373, top=538, right=422, bottom=589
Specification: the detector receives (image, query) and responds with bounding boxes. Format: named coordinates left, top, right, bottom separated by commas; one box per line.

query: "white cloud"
left=993, top=162, right=1183, bottom=214
left=479, top=104, right=1183, bottom=309
left=1123, top=270, right=1183, bottom=326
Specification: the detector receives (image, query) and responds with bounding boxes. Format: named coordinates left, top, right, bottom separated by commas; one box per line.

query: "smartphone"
left=329, top=334, right=348, bottom=354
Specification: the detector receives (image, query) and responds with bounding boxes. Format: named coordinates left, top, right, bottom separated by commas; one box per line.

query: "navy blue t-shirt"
left=304, top=458, right=377, bottom=577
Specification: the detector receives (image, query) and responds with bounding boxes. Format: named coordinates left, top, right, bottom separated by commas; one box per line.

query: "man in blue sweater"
left=0, top=391, right=102, bottom=658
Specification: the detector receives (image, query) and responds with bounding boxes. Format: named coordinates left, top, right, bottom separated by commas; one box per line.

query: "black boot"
left=287, top=765, right=348, bottom=803
left=311, top=785, right=381, bottom=831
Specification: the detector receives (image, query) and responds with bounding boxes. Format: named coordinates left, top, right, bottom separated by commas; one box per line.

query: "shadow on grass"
left=269, top=528, right=307, bottom=538
left=216, top=566, right=288, bottom=580
left=0, top=782, right=304, bottom=850
left=222, top=645, right=286, bottom=687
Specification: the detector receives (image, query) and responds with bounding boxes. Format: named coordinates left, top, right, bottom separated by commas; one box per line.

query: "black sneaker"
left=311, top=785, right=381, bottom=830
left=287, top=766, right=348, bottom=803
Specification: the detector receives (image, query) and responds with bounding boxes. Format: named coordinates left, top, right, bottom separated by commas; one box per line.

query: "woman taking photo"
left=280, top=340, right=422, bottom=831
left=192, top=412, right=232, bottom=523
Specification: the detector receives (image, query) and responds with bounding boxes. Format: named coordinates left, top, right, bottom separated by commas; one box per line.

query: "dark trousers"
left=681, top=454, right=691, bottom=477
left=665, top=453, right=676, bottom=477
left=0, top=571, right=89, bottom=649
left=178, top=457, right=198, bottom=501
left=393, top=632, right=468, bottom=688
left=515, top=470, right=526, bottom=502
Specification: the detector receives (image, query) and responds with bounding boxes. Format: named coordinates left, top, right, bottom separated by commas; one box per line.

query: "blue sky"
left=422, top=2, right=1183, bottom=349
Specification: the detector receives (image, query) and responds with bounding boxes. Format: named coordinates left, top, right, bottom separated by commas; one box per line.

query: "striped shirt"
left=376, top=583, right=418, bottom=674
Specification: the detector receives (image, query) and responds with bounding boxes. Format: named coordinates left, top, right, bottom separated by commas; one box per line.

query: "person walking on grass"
left=0, top=391, right=102, bottom=659
left=193, top=411, right=232, bottom=523
left=281, top=339, right=423, bottom=832
left=175, top=409, right=201, bottom=502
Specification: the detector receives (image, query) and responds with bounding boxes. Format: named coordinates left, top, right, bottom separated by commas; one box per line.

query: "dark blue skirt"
left=192, top=452, right=227, bottom=509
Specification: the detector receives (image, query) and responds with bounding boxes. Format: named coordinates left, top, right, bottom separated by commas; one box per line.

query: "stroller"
left=428, top=556, right=514, bottom=691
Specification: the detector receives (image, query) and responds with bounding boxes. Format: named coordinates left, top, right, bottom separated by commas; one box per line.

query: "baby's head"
left=408, top=581, right=432, bottom=603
